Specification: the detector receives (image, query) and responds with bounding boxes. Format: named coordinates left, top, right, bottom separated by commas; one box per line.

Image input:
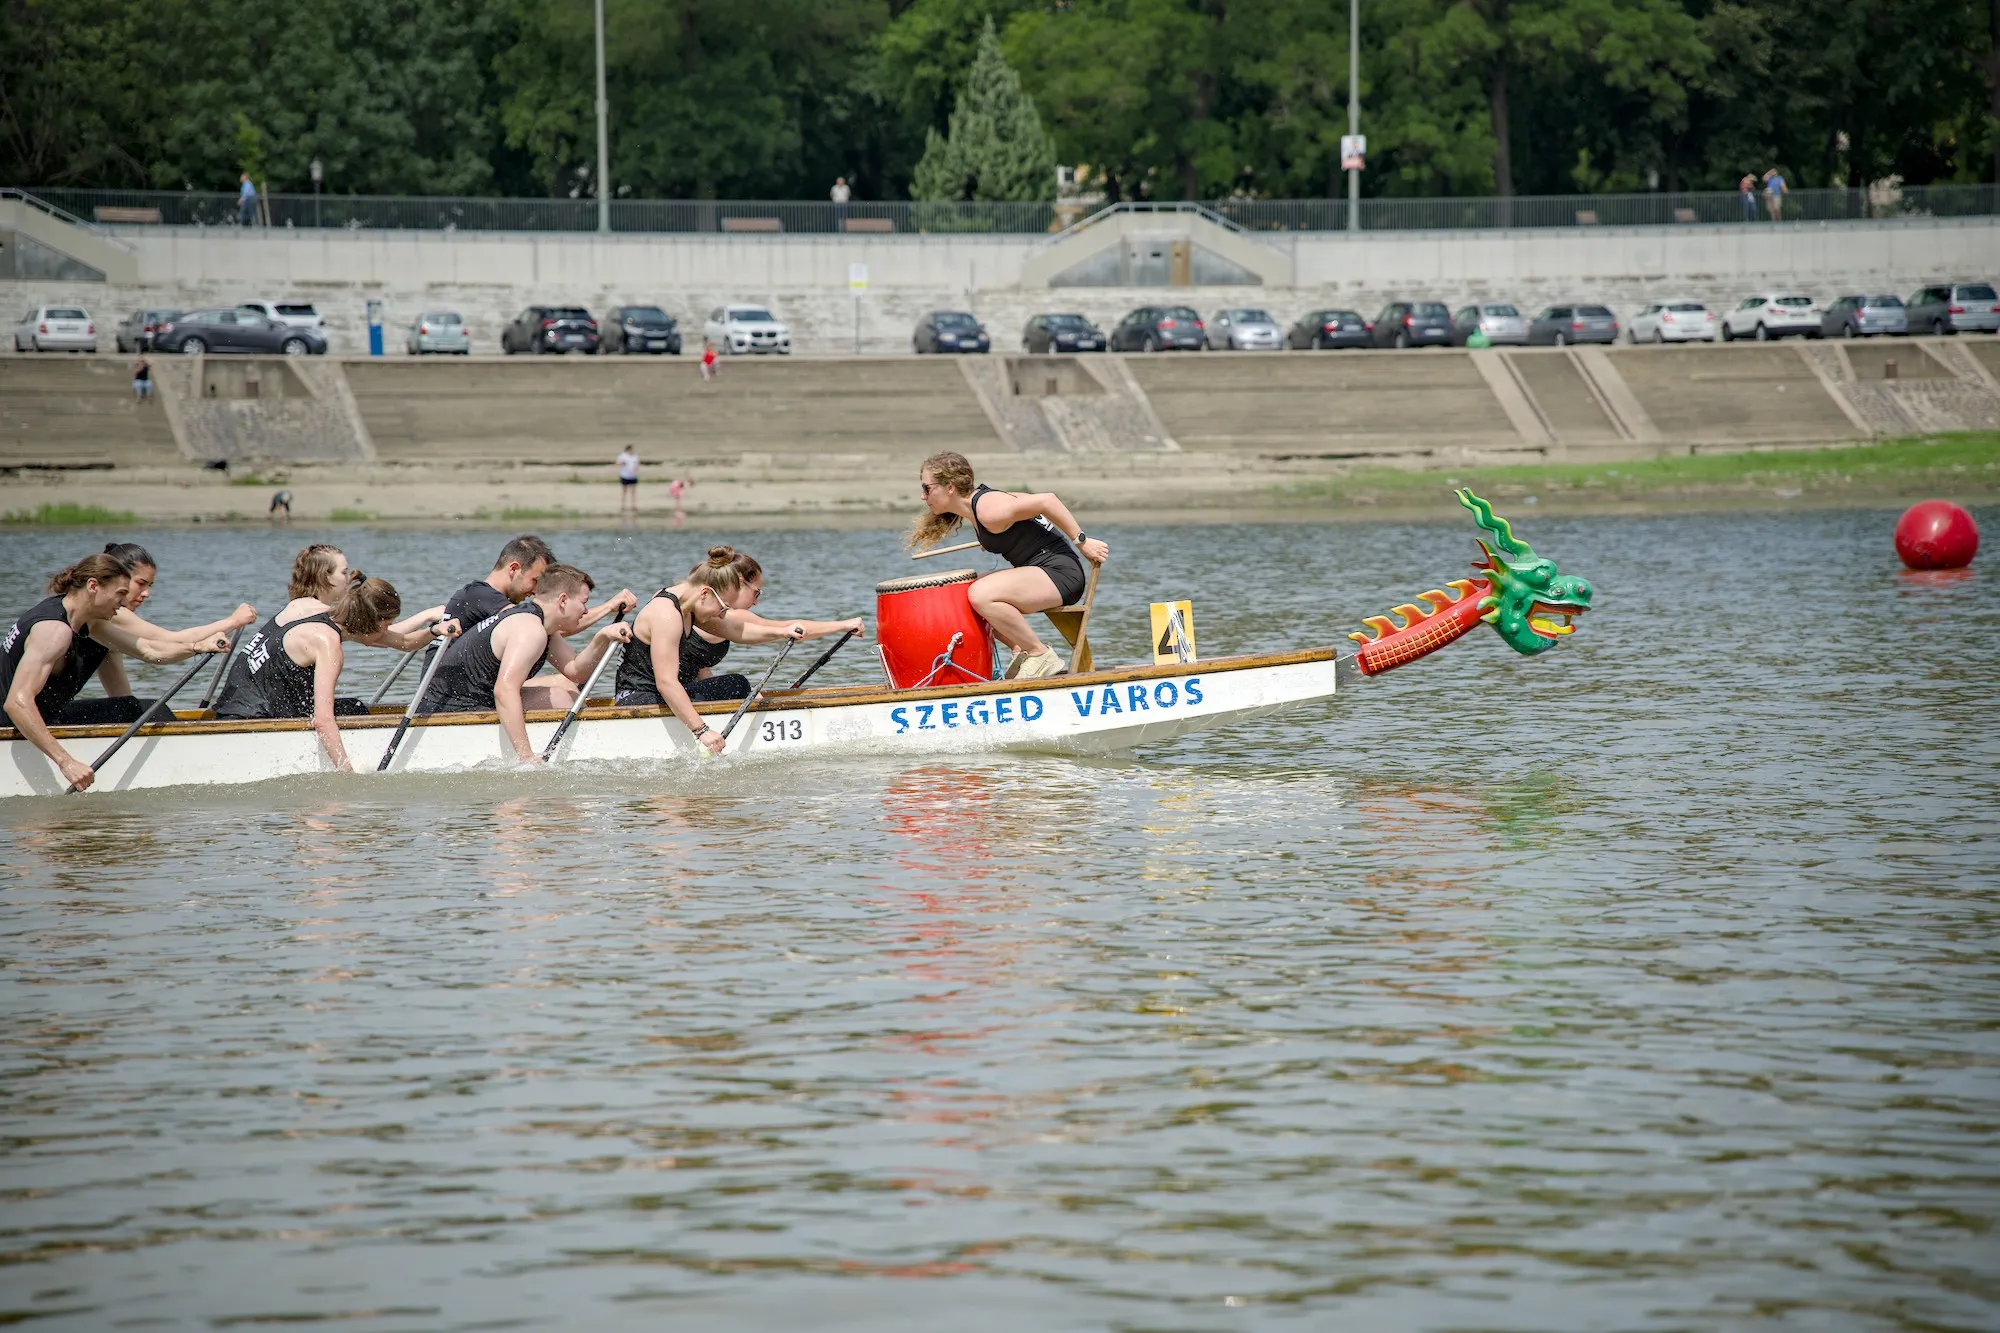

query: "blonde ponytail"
left=908, top=450, right=975, bottom=550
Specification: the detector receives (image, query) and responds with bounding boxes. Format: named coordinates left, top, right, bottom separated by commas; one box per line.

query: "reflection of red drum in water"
left=875, top=569, right=994, bottom=689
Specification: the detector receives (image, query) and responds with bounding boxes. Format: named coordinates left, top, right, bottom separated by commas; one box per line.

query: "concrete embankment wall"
left=3, top=216, right=1993, bottom=358
left=9, top=341, right=1998, bottom=487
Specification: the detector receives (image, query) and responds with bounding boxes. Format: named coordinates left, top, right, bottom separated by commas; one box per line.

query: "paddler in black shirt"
left=443, top=534, right=633, bottom=632
left=420, top=563, right=633, bottom=764
left=907, top=450, right=1108, bottom=680
left=2, top=554, right=231, bottom=791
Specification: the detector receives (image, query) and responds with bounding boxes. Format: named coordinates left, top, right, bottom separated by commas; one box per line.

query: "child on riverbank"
left=700, top=340, right=718, bottom=381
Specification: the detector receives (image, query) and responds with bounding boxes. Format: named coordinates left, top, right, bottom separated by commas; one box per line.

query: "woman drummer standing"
left=908, top=450, right=1107, bottom=680
left=613, top=547, right=858, bottom=756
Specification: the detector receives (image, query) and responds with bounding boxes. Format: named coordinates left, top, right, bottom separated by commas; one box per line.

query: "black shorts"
left=620, top=477, right=638, bottom=487
left=615, top=674, right=751, bottom=707
left=1034, top=553, right=1088, bottom=607
left=52, top=696, right=156, bottom=726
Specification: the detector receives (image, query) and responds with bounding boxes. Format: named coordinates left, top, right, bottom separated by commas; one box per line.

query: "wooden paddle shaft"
left=912, top=541, right=979, bottom=560
left=69, top=651, right=215, bottom=792
left=718, top=636, right=799, bottom=743
left=375, top=637, right=451, bottom=772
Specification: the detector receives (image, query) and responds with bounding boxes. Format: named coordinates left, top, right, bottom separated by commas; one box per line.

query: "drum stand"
left=887, top=631, right=990, bottom=689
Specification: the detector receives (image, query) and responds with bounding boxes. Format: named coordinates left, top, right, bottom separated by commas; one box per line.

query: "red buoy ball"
left=1894, top=501, right=1979, bottom=570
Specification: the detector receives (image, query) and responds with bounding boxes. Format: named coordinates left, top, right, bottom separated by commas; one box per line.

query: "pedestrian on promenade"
left=131, top=356, right=152, bottom=402
left=1763, top=168, right=1786, bottom=222
left=238, top=173, right=258, bottom=226
left=831, top=175, right=851, bottom=230
left=669, top=477, right=691, bottom=528
left=700, top=339, right=718, bottom=381
left=1739, top=173, right=1758, bottom=221
left=617, top=445, right=640, bottom=515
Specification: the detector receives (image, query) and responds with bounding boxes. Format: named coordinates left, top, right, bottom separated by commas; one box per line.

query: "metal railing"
left=0, top=187, right=136, bottom=250
left=19, top=184, right=1999, bottom=237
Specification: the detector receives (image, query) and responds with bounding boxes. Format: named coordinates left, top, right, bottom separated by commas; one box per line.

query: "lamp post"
left=310, top=158, right=322, bottom=228
left=594, top=0, right=610, bottom=234
left=1346, top=0, right=1361, bottom=232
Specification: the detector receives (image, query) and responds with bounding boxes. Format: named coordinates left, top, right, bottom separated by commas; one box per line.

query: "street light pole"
left=1347, top=0, right=1360, bottom=232
left=594, top=0, right=610, bottom=234
left=310, top=158, right=323, bottom=228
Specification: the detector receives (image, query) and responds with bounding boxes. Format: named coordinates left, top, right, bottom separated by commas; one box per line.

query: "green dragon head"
left=1456, top=489, right=1593, bottom=654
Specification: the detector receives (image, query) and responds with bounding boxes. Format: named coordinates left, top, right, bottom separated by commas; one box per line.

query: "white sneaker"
left=1003, top=650, right=1027, bottom=680
left=1016, top=648, right=1065, bottom=679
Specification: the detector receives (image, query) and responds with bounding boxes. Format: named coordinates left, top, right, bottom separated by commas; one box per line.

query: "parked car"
left=239, top=300, right=325, bottom=332
left=1629, top=300, right=1717, bottom=344
left=406, top=311, right=471, bottom=355
left=602, top=305, right=681, bottom=355
left=1720, top=293, right=1820, bottom=341
left=1372, top=301, right=1453, bottom=349
left=1529, top=304, right=1620, bottom=346
left=11, top=305, right=96, bottom=353
left=1286, top=309, right=1372, bottom=350
left=501, top=306, right=600, bottom=355
left=152, top=308, right=326, bottom=356
left=1110, top=306, right=1205, bottom=352
left=1021, top=313, right=1105, bottom=353
left=1821, top=294, right=1907, bottom=339
left=1905, top=282, right=2000, bottom=336
left=703, top=304, right=791, bottom=355
left=115, top=308, right=181, bottom=353
left=914, top=310, right=991, bottom=354
left=1450, top=303, right=1530, bottom=346
left=1206, top=308, right=1283, bottom=351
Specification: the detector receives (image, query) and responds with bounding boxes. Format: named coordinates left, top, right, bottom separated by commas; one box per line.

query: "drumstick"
left=912, top=541, right=980, bottom=561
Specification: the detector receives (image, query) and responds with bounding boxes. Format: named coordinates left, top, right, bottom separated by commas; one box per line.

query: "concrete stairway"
left=0, top=357, right=181, bottom=470
left=1611, top=344, right=1863, bottom=445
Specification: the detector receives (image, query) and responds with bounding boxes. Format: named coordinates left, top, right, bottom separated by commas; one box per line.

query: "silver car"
left=1206, top=307, right=1282, bottom=350
left=1452, top=302, right=1529, bottom=346
left=12, top=305, right=97, bottom=353
left=1905, top=282, right=2000, bottom=336
left=407, top=310, right=471, bottom=355
left=703, top=304, right=791, bottom=355
left=1821, top=295, right=1907, bottom=339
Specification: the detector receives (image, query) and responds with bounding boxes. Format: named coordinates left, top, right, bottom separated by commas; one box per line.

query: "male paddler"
left=419, top=563, right=633, bottom=764
left=444, top=535, right=632, bottom=631
left=3, top=554, right=231, bottom=791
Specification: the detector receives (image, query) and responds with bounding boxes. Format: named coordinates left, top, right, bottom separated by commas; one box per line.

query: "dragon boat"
left=0, top=492, right=1591, bottom=798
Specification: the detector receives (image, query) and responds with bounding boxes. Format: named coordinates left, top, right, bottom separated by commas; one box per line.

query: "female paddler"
left=283, top=544, right=450, bottom=650
left=614, top=547, right=861, bottom=756
left=908, top=451, right=1108, bottom=679
left=212, top=564, right=453, bottom=772
left=2, top=554, right=232, bottom=791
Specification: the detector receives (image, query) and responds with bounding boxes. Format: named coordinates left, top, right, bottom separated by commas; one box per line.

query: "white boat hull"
left=0, top=650, right=1343, bottom=799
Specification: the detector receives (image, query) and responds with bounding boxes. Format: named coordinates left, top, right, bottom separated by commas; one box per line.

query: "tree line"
left=4, top=0, right=1993, bottom=202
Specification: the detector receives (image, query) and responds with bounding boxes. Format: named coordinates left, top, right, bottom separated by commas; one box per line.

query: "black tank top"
left=213, top=610, right=336, bottom=719
left=0, top=595, right=110, bottom=718
left=971, top=484, right=1080, bottom=574
left=421, top=601, right=548, bottom=714
left=613, top=592, right=727, bottom=700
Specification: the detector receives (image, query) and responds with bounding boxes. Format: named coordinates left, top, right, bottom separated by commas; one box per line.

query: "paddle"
left=367, top=643, right=423, bottom=706
left=715, top=636, right=799, bottom=746
left=375, top=629, right=452, bottom=773
left=911, top=540, right=980, bottom=561
left=67, top=649, right=217, bottom=793
left=788, top=628, right=856, bottom=690
left=194, top=626, right=244, bottom=711
left=539, top=603, right=636, bottom=762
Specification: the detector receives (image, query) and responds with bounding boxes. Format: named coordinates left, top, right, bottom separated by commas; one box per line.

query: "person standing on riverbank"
left=1763, top=168, right=1786, bottom=221
left=700, top=339, right=718, bottom=381
left=668, top=476, right=691, bottom=528
left=617, top=445, right=640, bottom=515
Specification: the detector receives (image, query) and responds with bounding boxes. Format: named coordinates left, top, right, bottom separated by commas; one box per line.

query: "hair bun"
left=705, top=545, right=735, bottom=565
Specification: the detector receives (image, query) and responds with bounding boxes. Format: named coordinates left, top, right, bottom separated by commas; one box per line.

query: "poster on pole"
left=1340, top=134, right=1366, bottom=172
left=848, top=263, right=869, bottom=292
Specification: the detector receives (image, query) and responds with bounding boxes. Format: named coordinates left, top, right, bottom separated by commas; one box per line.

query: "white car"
left=1721, top=293, right=1821, bottom=342
left=12, top=305, right=97, bottom=353
left=238, top=300, right=325, bottom=331
left=1206, top=307, right=1283, bottom=350
left=1629, top=300, right=1717, bottom=343
left=703, top=304, right=791, bottom=355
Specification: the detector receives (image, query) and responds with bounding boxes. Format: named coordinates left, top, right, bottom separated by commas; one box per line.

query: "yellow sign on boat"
left=1150, top=600, right=1196, bottom=665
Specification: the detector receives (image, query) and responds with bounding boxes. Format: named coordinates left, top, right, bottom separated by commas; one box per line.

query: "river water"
left=2, top=507, right=1996, bottom=1330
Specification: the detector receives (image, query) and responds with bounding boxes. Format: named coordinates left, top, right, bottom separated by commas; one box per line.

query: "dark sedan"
left=1022, top=313, right=1105, bottom=353
left=116, top=307, right=182, bottom=353
left=151, top=308, right=325, bottom=356
left=1528, top=304, right=1620, bottom=346
left=1110, top=306, right=1205, bottom=352
left=604, top=305, right=681, bottom=354
left=1287, top=309, right=1372, bottom=350
left=1822, top=295, right=1907, bottom=338
left=501, top=306, right=599, bottom=355
left=914, top=310, right=991, bottom=354
left=1372, top=301, right=1452, bottom=349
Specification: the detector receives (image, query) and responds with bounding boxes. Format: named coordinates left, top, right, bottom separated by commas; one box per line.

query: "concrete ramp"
left=1023, top=205, right=1290, bottom=289
left=0, top=192, right=137, bottom=283
left=160, top=357, right=376, bottom=464
left=957, top=355, right=1178, bottom=453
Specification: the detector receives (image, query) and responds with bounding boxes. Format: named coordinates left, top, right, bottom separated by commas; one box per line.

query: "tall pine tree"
left=910, top=17, right=1055, bottom=201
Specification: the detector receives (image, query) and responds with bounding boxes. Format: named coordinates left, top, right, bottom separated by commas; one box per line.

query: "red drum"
left=875, top=568, right=994, bottom=689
